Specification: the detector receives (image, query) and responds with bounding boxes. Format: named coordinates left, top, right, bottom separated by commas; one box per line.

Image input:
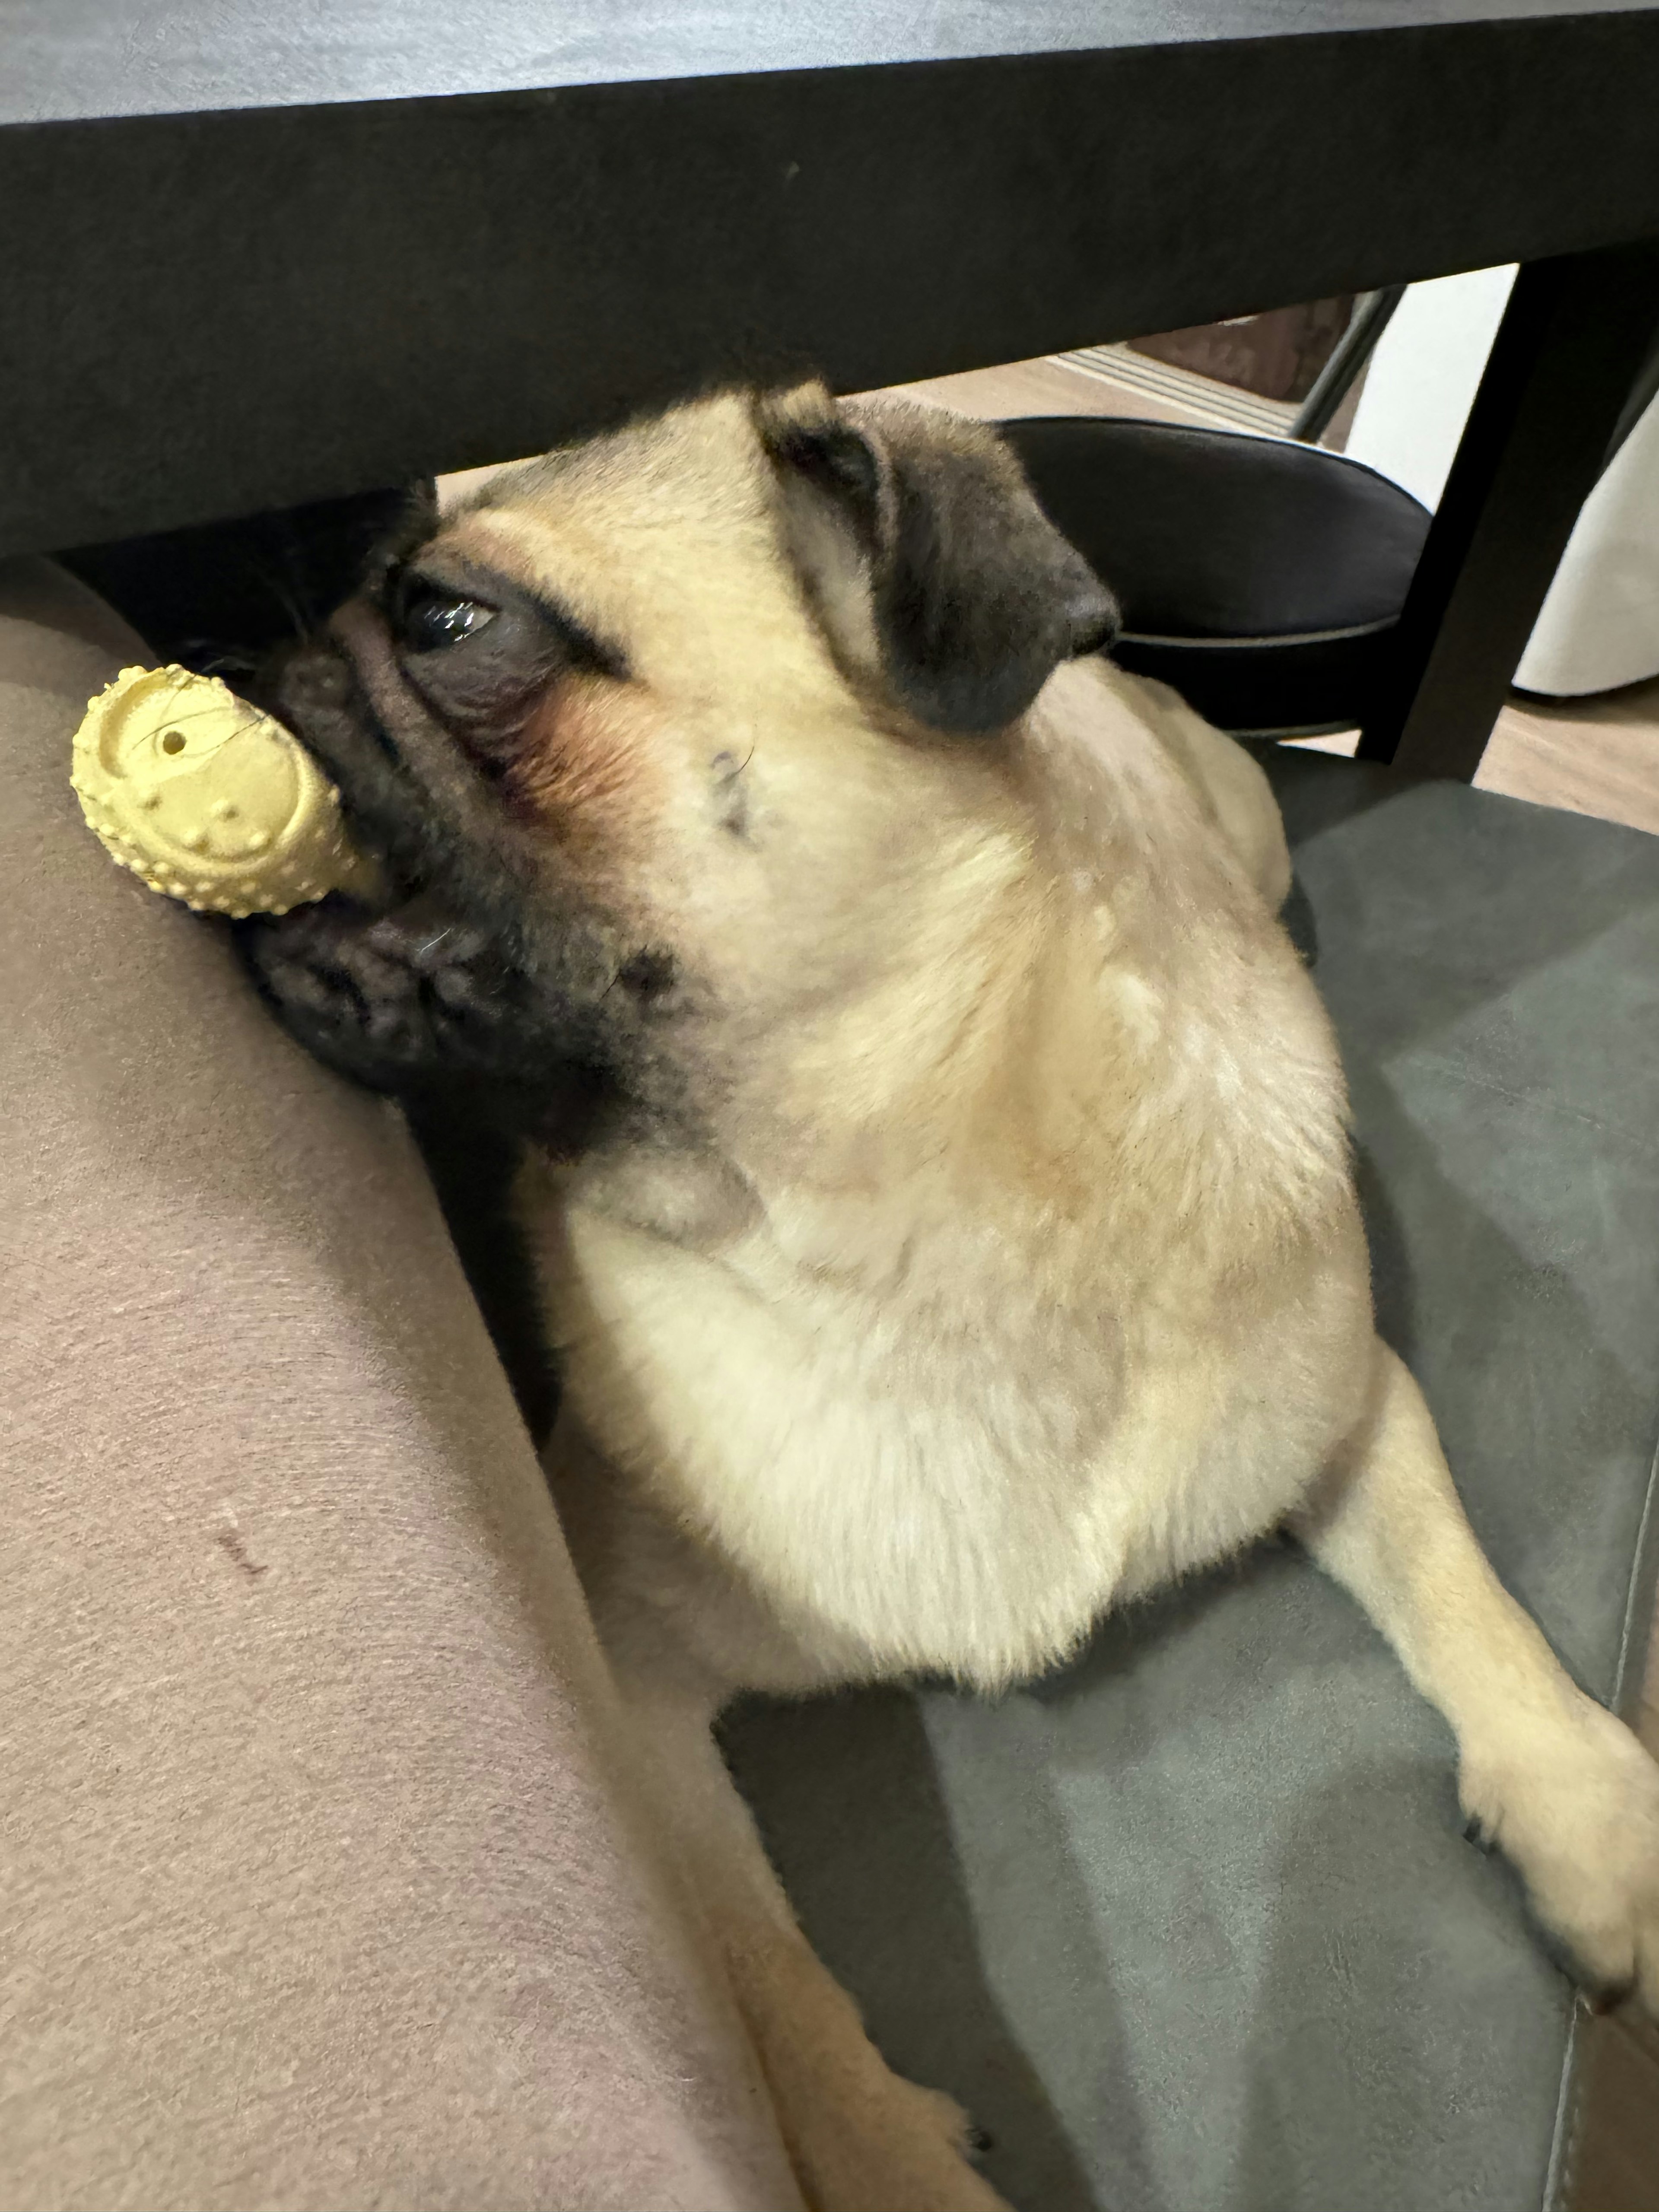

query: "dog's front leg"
left=1295, top=1341, right=1659, bottom=2013
left=617, top=1674, right=1011, bottom=2212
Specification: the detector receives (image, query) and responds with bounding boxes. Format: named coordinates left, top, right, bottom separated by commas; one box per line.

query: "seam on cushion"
left=1229, top=721, right=1360, bottom=741
left=1609, top=1428, right=1659, bottom=1727
left=1544, top=2017, right=1587, bottom=2212
left=1407, top=1050, right=1659, bottom=1167
left=1119, top=618, right=1396, bottom=650
left=1542, top=1428, right=1659, bottom=2209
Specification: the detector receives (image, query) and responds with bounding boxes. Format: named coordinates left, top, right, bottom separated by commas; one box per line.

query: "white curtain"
left=1342, top=267, right=1659, bottom=698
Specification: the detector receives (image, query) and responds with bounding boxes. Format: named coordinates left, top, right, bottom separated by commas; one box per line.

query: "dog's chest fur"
left=534, top=956, right=1370, bottom=1693
left=521, top=660, right=1373, bottom=1699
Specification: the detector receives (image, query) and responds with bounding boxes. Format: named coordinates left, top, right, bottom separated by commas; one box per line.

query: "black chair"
left=1000, top=414, right=1430, bottom=737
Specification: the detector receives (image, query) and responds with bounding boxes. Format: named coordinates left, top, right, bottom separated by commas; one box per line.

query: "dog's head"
left=241, top=385, right=1116, bottom=1147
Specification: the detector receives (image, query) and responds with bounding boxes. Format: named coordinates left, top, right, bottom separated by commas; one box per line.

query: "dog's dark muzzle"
left=235, top=626, right=638, bottom=1145
left=237, top=633, right=527, bottom=1100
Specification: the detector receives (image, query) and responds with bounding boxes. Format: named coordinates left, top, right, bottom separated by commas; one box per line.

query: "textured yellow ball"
left=70, top=664, right=379, bottom=918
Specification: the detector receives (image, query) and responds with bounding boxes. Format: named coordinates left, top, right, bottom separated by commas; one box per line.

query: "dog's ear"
left=755, top=381, right=1118, bottom=735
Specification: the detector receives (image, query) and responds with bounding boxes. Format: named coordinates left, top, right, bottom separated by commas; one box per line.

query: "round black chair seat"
left=999, top=416, right=1430, bottom=737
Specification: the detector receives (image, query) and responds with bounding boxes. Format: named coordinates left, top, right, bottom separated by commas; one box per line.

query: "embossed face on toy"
left=95, top=669, right=290, bottom=862
left=241, top=383, right=1115, bottom=1127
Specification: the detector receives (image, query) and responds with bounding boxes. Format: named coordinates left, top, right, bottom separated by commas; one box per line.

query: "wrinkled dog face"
left=240, top=384, right=1116, bottom=1147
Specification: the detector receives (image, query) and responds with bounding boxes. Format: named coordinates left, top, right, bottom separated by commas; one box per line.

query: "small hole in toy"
left=160, top=730, right=186, bottom=755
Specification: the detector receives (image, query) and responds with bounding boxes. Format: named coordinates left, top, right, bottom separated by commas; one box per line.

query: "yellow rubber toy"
left=70, top=664, right=378, bottom=918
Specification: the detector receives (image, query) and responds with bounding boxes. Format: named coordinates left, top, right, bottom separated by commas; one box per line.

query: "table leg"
left=1357, top=240, right=1659, bottom=779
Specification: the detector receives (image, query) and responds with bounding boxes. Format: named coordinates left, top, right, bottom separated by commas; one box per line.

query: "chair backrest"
left=1000, top=416, right=1428, bottom=736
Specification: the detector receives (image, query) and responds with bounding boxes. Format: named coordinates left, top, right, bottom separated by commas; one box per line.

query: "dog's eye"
left=390, top=575, right=497, bottom=654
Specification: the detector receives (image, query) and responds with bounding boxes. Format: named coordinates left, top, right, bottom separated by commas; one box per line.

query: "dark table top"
left=4, top=1, right=1659, bottom=552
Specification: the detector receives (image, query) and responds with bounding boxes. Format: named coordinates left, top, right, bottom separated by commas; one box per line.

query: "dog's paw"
left=1462, top=1691, right=1659, bottom=2016
left=746, top=1961, right=1011, bottom=2212
left=783, top=2070, right=1011, bottom=2212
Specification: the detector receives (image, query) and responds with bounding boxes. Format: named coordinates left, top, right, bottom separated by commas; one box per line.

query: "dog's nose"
left=270, top=638, right=355, bottom=718
left=1068, top=578, right=1122, bottom=658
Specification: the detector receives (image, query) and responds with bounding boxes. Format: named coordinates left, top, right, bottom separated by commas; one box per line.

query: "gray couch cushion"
left=722, top=749, right=1659, bottom=2212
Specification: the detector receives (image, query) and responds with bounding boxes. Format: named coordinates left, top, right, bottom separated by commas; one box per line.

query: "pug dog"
left=242, top=384, right=1659, bottom=2212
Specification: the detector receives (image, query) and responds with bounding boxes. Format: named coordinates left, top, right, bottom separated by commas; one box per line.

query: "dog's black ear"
left=756, top=382, right=1118, bottom=735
